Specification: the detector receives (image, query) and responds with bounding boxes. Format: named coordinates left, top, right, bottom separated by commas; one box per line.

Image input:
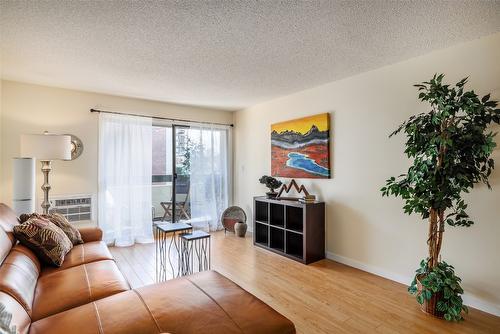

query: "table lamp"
left=20, top=132, right=71, bottom=214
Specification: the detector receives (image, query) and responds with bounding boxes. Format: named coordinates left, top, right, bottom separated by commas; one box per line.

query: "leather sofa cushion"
left=78, top=227, right=103, bottom=243
left=41, top=241, right=113, bottom=276
left=0, top=245, right=41, bottom=315
left=32, top=259, right=130, bottom=320
left=29, top=291, right=159, bottom=334
left=30, top=289, right=242, bottom=334
left=135, top=275, right=249, bottom=333
left=30, top=271, right=295, bottom=334
left=137, top=271, right=295, bottom=334
left=184, top=271, right=295, bottom=334
left=9, top=244, right=42, bottom=272
left=0, top=204, right=18, bottom=263
left=0, top=227, right=14, bottom=265
left=0, top=203, right=19, bottom=233
left=0, top=292, right=31, bottom=334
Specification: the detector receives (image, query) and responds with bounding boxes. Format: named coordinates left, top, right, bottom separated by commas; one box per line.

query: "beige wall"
left=0, top=79, right=2, bottom=188
left=0, top=81, right=233, bottom=217
left=234, top=32, right=500, bottom=314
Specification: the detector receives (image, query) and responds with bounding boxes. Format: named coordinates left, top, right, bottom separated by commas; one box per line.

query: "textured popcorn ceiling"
left=1, top=1, right=500, bottom=110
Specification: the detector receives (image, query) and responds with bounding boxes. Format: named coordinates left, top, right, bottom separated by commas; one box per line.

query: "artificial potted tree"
left=259, top=175, right=282, bottom=198
left=381, top=74, right=500, bottom=321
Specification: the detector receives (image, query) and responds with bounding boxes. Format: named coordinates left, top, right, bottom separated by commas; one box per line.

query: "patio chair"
left=161, top=182, right=190, bottom=221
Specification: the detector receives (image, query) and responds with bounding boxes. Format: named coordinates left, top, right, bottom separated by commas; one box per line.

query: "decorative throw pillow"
left=18, top=212, right=83, bottom=245
left=47, top=213, right=84, bottom=245
left=18, top=213, right=32, bottom=223
left=13, top=216, right=73, bottom=267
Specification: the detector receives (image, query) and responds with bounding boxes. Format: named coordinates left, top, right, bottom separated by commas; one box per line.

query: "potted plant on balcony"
left=381, top=74, right=500, bottom=321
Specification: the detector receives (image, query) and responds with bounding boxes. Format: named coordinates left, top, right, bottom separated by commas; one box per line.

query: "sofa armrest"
left=78, top=227, right=103, bottom=243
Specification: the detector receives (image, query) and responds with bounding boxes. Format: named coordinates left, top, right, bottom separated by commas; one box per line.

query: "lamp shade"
left=20, top=133, right=71, bottom=160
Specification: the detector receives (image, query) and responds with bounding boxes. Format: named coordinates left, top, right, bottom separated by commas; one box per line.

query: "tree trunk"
left=428, top=121, right=448, bottom=269
left=427, top=208, right=444, bottom=269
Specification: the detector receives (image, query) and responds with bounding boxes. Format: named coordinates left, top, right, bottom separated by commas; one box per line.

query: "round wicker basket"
left=221, top=206, right=247, bottom=233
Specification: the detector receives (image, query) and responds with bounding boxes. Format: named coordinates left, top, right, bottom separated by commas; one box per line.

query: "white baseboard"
left=325, top=251, right=500, bottom=317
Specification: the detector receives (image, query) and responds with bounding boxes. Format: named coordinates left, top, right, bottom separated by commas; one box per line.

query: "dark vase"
left=234, top=222, right=247, bottom=237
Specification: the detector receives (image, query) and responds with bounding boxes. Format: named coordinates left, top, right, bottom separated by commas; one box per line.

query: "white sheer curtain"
left=187, top=124, right=230, bottom=231
left=98, top=113, right=153, bottom=247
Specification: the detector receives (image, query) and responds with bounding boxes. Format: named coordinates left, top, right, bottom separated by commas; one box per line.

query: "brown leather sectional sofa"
left=0, top=203, right=295, bottom=334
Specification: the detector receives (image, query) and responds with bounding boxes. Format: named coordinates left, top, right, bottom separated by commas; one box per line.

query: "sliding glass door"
left=152, top=122, right=230, bottom=230
left=151, top=124, right=191, bottom=223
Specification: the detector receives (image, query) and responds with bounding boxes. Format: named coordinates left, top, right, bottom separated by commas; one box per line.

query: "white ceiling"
left=1, top=1, right=500, bottom=111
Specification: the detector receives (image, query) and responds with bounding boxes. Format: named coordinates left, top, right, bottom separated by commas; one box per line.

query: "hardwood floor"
left=110, top=231, right=500, bottom=334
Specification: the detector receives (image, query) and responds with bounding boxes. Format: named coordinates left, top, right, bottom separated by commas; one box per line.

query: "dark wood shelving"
left=253, top=196, right=325, bottom=264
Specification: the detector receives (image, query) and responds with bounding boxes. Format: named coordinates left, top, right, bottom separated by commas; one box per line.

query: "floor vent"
left=49, top=194, right=95, bottom=223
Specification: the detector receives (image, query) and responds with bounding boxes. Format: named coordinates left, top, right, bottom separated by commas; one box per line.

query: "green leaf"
left=416, top=294, right=425, bottom=305
left=437, top=301, right=447, bottom=312
left=444, top=287, right=453, bottom=299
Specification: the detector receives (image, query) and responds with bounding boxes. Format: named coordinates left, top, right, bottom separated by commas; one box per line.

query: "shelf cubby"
left=255, top=201, right=269, bottom=223
left=286, top=231, right=303, bottom=259
left=255, top=222, right=269, bottom=246
left=270, top=203, right=285, bottom=227
left=286, top=206, right=303, bottom=232
left=270, top=227, right=285, bottom=252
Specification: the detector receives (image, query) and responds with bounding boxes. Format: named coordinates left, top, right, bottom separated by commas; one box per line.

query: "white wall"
left=234, top=32, right=500, bottom=315
left=0, top=81, right=233, bottom=221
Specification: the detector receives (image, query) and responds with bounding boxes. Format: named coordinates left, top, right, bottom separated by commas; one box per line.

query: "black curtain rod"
left=90, top=108, right=234, bottom=127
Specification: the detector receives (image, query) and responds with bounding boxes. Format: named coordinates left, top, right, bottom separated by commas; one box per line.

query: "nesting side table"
left=154, top=222, right=192, bottom=282
left=179, top=230, right=211, bottom=276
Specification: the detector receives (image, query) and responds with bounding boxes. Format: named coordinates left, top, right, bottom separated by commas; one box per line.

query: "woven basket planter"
left=416, top=276, right=445, bottom=319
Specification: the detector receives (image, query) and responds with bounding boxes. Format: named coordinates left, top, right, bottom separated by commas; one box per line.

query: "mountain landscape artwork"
left=271, top=113, right=330, bottom=178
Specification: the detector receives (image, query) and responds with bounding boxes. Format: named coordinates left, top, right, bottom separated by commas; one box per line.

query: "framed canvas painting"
left=271, top=113, right=330, bottom=178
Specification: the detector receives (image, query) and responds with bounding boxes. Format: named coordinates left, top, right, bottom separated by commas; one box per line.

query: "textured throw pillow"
left=18, top=213, right=33, bottom=223
left=47, top=213, right=84, bottom=245
left=13, top=216, right=73, bottom=267
left=18, top=212, right=83, bottom=245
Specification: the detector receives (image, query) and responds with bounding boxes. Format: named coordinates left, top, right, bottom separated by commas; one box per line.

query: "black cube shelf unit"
left=253, top=196, right=325, bottom=264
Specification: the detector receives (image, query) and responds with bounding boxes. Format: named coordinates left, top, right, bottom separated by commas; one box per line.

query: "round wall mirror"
left=66, top=134, right=83, bottom=160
